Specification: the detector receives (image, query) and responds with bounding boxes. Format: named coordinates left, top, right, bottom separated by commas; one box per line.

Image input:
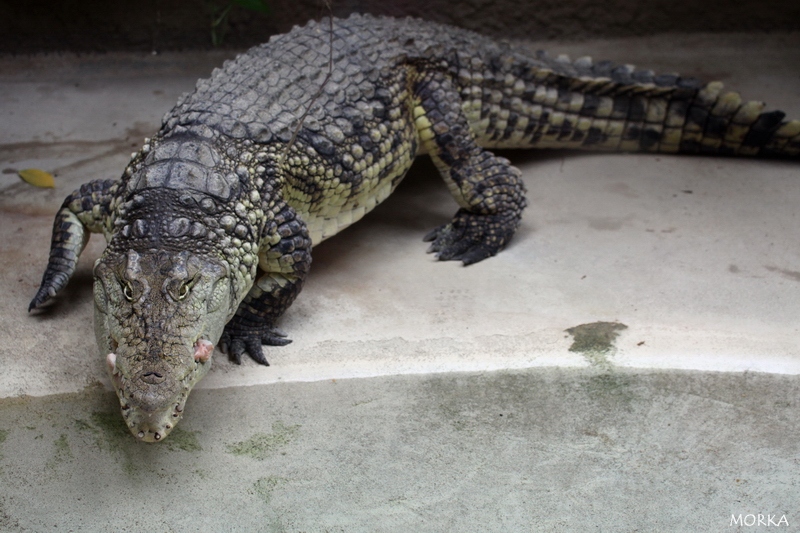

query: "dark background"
left=2, top=0, right=800, bottom=53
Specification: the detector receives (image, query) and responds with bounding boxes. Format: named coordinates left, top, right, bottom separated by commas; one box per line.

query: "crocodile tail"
left=594, top=75, right=800, bottom=158
left=478, top=51, right=800, bottom=158
left=553, top=59, right=800, bottom=158
left=663, top=81, right=800, bottom=158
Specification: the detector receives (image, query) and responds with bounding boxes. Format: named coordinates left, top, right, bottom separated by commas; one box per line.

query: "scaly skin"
left=29, top=14, right=800, bottom=442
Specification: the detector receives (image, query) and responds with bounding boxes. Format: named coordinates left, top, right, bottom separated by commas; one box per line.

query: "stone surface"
left=0, top=369, right=797, bottom=531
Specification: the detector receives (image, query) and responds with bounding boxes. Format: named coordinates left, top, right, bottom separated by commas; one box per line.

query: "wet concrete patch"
left=566, top=321, right=628, bottom=368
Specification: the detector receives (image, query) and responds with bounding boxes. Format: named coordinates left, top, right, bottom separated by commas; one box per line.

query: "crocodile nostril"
left=141, top=371, right=165, bottom=384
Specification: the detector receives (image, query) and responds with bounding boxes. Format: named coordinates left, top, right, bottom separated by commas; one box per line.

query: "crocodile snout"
left=130, top=414, right=173, bottom=442
left=120, top=399, right=187, bottom=443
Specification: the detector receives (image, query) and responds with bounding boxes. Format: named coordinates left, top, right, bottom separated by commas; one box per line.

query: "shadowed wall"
left=2, top=0, right=799, bottom=52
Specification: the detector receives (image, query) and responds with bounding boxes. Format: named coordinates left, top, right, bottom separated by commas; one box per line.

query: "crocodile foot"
left=219, top=325, right=292, bottom=365
left=423, top=209, right=519, bottom=265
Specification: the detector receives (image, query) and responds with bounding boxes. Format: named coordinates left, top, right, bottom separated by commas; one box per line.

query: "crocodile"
left=29, top=14, right=800, bottom=442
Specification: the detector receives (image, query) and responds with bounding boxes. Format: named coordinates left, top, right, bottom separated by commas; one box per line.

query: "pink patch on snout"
left=193, top=339, right=213, bottom=363
left=106, top=352, right=117, bottom=374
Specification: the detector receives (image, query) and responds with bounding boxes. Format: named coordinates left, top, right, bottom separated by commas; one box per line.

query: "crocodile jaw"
left=119, top=393, right=187, bottom=443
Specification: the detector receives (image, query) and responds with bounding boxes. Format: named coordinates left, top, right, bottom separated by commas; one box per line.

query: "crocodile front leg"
left=413, top=70, right=527, bottom=265
left=220, top=201, right=312, bottom=365
left=29, top=179, right=118, bottom=311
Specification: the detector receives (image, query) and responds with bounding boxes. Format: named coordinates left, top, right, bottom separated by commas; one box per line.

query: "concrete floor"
left=0, top=32, right=799, bottom=531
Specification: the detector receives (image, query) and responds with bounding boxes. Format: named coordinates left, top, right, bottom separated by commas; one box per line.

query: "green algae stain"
left=73, top=412, right=130, bottom=452
left=90, top=411, right=131, bottom=444
left=252, top=476, right=287, bottom=504
left=45, top=434, right=74, bottom=472
left=566, top=321, right=628, bottom=368
left=227, top=421, right=300, bottom=460
left=0, top=429, right=7, bottom=474
left=54, top=434, right=72, bottom=459
left=74, top=411, right=137, bottom=475
left=79, top=411, right=202, bottom=452
left=75, top=408, right=202, bottom=457
left=164, top=428, right=202, bottom=452
left=74, top=411, right=203, bottom=478
left=73, top=418, right=96, bottom=434
left=584, top=372, right=635, bottom=405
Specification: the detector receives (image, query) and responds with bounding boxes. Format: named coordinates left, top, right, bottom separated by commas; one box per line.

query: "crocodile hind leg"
left=220, top=201, right=312, bottom=365
left=413, top=70, right=527, bottom=265
left=29, top=179, right=118, bottom=311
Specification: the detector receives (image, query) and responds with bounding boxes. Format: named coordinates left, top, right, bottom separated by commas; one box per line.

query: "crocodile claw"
left=220, top=326, right=291, bottom=366
left=423, top=209, right=518, bottom=266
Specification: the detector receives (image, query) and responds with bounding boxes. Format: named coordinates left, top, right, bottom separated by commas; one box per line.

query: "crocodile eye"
left=123, top=282, right=134, bottom=301
left=178, top=282, right=190, bottom=300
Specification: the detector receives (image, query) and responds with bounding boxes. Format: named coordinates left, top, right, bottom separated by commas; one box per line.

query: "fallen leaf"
left=18, top=168, right=55, bottom=188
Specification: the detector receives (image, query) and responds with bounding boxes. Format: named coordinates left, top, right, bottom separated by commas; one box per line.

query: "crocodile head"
left=93, top=249, right=235, bottom=442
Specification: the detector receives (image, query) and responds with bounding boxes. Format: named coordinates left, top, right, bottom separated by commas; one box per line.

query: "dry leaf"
left=18, top=168, right=55, bottom=188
